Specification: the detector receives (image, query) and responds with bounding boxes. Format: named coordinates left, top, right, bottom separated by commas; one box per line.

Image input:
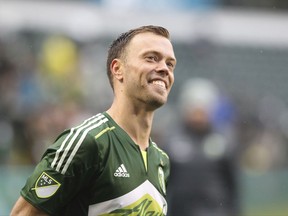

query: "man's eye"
left=167, top=62, right=175, bottom=69
left=147, top=56, right=157, bottom=61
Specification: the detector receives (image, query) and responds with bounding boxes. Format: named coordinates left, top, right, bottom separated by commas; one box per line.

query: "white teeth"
left=152, top=80, right=166, bottom=89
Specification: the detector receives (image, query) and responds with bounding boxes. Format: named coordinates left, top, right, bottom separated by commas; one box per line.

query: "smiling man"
left=11, top=25, right=176, bottom=216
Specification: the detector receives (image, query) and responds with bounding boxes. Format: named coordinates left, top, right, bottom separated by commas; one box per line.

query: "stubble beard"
left=142, top=90, right=168, bottom=111
left=131, top=77, right=169, bottom=111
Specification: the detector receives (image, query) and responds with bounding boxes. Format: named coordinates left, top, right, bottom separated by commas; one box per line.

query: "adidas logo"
left=114, top=164, right=130, bottom=178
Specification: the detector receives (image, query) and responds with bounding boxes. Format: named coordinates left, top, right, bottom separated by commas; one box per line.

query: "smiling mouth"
left=151, top=80, right=166, bottom=89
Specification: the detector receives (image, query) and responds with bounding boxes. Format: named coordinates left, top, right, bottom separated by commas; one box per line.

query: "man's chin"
left=147, top=97, right=167, bottom=110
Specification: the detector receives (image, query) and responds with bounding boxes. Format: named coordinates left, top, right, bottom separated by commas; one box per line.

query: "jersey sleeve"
left=20, top=130, right=99, bottom=215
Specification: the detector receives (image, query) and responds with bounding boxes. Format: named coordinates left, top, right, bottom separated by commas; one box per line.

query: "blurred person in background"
left=11, top=25, right=177, bottom=216
left=39, top=35, right=83, bottom=102
left=164, top=78, right=240, bottom=216
left=0, top=33, right=86, bottom=165
left=0, top=54, right=18, bottom=163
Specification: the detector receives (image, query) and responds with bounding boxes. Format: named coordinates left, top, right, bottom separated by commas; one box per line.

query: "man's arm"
left=10, top=196, right=49, bottom=216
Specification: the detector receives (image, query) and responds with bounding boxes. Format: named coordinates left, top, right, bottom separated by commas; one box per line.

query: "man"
left=11, top=25, right=177, bottom=215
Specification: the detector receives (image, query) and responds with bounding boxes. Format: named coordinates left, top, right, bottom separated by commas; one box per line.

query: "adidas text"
left=114, top=172, right=130, bottom=177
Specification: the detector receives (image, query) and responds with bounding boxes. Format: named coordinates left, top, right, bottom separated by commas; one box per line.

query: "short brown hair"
left=106, top=25, right=171, bottom=90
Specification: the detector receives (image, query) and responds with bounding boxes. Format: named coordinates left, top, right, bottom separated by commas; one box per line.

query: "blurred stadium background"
left=1, top=0, right=288, bottom=215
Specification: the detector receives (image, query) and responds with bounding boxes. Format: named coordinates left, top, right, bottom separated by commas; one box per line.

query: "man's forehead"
left=127, top=32, right=175, bottom=57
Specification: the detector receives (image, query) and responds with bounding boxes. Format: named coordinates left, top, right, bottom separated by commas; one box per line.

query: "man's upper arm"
left=10, top=196, right=49, bottom=216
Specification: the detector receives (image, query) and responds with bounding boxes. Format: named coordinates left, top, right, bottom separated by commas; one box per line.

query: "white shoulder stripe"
left=51, top=113, right=106, bottom=173
left=61, top=117, right=108, bottom=174
left=51, top=114, right=102, bottom=169
left=51, top=113, right=103, bottom=169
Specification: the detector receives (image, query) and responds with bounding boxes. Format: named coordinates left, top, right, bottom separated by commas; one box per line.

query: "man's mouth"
left=151, top=80, right=166, bottom=89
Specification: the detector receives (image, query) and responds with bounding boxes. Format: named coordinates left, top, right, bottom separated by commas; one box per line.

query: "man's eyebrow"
left=144, top=51, right=176, bottom=62
left=166, top=55, right=177, bottom=65
left=169, top=57, right=177, bottom=64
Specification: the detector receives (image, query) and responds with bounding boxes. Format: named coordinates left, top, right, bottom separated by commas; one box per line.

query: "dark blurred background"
left=0, top=0, right=288, bottom=215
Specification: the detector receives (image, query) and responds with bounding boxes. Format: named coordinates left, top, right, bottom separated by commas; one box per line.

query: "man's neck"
left=106, top=102, right=154, bottom=150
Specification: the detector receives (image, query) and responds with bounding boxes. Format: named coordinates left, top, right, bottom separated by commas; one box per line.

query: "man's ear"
left=110, top=59, right=123, bottom=81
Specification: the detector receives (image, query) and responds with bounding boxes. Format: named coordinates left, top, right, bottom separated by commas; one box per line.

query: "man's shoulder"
left=51, top=112, right=113, bottom=151
left=64, top=112, right=113, bottom=137
left=150, top=141, right=169, bottom=160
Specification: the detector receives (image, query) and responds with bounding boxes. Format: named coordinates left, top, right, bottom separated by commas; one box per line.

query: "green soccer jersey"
left=20, top=112, right=170, bottom=215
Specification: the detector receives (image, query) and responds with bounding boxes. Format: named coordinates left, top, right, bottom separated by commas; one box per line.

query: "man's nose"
left=156, top=61, right=169, bottom=76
